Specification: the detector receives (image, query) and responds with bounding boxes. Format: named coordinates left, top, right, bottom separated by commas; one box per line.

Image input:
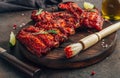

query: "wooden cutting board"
left=18, top=21, right=117, bottom=69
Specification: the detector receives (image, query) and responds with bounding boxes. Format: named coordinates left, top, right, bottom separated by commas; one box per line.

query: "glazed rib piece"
left=26, top=26, right=59, bottom=48
left=17, top=2, right=104, bottom=57
left=81, top=9, right=104, bottom=30
left=17, top=26, right=49, bottom=56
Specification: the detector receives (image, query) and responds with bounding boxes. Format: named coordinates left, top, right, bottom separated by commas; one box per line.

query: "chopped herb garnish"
left=36, top=9, right=43, bottom=15
left=32, top=30, right=48, bottom=35
left=47, top=30, right=57, bottom=34
left=32, top=30, right=57, bottom=35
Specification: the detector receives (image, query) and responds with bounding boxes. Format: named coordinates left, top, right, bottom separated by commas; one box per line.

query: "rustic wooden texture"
left=19, top=21, right=117, bottom=69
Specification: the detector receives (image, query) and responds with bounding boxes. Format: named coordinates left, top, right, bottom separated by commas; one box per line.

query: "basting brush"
left=64, top=22, right=120, bottom=58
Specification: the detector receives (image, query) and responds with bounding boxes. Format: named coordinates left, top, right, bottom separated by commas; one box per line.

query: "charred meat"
left=17, top=2, right=104, bottom=56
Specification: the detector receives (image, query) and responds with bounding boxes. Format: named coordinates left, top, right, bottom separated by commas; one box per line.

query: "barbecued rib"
left=17, top=26, right=68, bottom=56
left=81, top=9, right=104, bottom=30
left=35, top=19, right=76, bottom=35
left=24, top=26, right=60, bottom=48
left=17, top=28, right=49, bottom=56
left=58, top=2, right=83, bottom=19
left=17, top=2, right=104, bottom=57
left=31, top=11, right=54, bottom=22
left=31, top=11, right=82, bottom=29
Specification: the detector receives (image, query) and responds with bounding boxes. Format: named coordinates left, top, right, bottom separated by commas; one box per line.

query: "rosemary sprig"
left=32, top=29, right=57, bottom=35
left=36, top=9, right=43, bottom=15
left=32, top=30, right=48, bottom=35
left=47, top=30, right=57, bottom=34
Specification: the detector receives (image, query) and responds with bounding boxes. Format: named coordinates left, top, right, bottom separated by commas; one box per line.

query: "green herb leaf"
left=47, top=30, right=57, bottom=34
left=32, top=30, right=48, bottom=35
left=36, top=9, right=43, bottom=15
left=32, top=30, right=57, bottom=35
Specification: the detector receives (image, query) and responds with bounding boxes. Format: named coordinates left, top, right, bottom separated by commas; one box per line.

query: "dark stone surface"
left=0, top=0, right=120, bottom=78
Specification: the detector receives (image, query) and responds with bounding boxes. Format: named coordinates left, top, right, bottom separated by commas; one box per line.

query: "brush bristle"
left=64, top=43, right=83, bottom=58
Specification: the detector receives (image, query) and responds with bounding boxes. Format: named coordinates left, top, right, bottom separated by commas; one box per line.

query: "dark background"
left=0, top=0, right=120, bottom=78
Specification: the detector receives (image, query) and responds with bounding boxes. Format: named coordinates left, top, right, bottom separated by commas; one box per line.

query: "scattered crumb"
left=106, top=57, right=109, bottom=60
left=21, top=13, right=25, bottom=16
left=102, top=41, right=105, bottom=44
left=13, top=24, right=17, bottom=30
left=19, top=23, right=26, bottom=28
left=101, top=39, right=108, bottom=48
left=102, top=39, right=105, bottom=42
left=91, top=70, right=96, bottom=76
left=19, top=25, right=23, bottom=28
left=104, top=44, right=108, bottom=48
left=22, top=23, right=25, bottom=26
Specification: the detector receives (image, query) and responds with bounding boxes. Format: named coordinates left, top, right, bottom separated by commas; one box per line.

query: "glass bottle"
left=102, top=0, right=120, bottom=20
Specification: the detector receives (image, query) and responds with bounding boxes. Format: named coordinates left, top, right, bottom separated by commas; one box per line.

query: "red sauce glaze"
left=17, top=2, right=104, bottom=57
left=64, top=46, right=73, bottom=58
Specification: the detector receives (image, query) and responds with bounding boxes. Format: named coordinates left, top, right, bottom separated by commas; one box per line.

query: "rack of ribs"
left=17, top=2, right=104, bottom=57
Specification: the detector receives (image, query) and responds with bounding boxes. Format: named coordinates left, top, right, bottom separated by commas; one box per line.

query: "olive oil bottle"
left=102, top=0, right=120, bottom=20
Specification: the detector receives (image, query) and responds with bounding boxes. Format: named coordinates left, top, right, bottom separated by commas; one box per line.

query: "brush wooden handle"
left=79, top=22, right=120, bottom=50
left=96, top=22, right=120, bottom=39
left=79, top=34, right=99, bottom=49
